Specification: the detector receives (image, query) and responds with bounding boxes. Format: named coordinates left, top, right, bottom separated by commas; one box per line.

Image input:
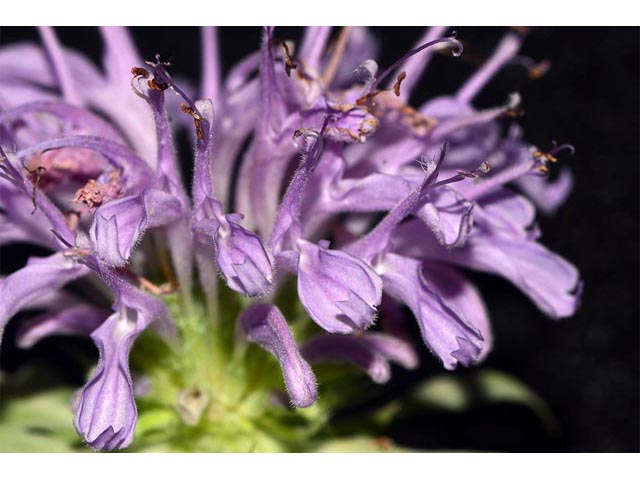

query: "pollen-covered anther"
left=73, top=171, right=123, bottom=212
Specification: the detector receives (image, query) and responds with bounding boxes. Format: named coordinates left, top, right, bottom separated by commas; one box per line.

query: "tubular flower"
left=0, top=26, right=581, bottom=452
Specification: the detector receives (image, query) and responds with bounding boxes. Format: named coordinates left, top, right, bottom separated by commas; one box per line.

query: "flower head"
left=0, top=26, right=581, bottom=451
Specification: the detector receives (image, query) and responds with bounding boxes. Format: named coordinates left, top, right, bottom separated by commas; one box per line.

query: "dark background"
left=0, top=27, right=638, bottom=452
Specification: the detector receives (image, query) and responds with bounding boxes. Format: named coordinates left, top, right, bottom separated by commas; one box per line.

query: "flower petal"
left=240, top=303, right=317, bottom=407
left=297, top=239, right=382, bottom=333
left=0, top=253, right=87, bottom=346
left=301, top=334, right=391, bottom=384
left=379, top=253, right=483, bottom=370
left=16, top=304, right=106, bottom=349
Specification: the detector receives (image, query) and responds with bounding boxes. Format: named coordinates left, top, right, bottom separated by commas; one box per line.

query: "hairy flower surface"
left=0, top=26, right=581, bottom=452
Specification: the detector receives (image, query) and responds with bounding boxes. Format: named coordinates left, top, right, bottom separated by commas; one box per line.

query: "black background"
left=0, top=27, right=638, bottom=452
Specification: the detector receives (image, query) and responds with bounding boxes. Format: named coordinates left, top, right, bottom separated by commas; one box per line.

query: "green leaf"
left=0, top=425, right=77, bottom=452
left=408, top=369, right=559, bottom=432
left=0, top=389, right=82, bottom=452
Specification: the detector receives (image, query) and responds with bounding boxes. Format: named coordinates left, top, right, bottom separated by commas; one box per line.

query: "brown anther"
left=528, top=59, right=551, bottom=80
left=179, top=103, right=198, bottom=118
left=22, top=163, right=47, bottom=214
left=131, top=66, right=150, bottom=78
left=293, top=128, right=305, bottom=139
left=281, top=41, right=297, bottom=78
left=537, top=164, right=549, bottom=174
left=180, top=103, right=204, bottom=141
left=356, top=90, right=382, bottom=106
left=393, top=71, right=407, bottom=97
left=148, top=78, right=169, bottom=91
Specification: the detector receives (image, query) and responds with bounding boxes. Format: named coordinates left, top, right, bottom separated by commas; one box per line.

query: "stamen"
left=369, top=34, right=463, bottom=93
left=355, top=90, right=382, bottom=106
left=21, top=159, right=47, bottom=214
left=73, top=171, right=122, bottom=212
left=292, top=115, right=332, bottom=172
left=393, top=71, right=407, bottom=97
left=130, top=66, right=150, bottom=79
left=52, top=229, right=91, bottom=259
left=432, top=160, right=492, bottom=188
left=135, top=55, right=208, bottom=140
left=281, top=41, right=297, bottom=77
left=50, top=229, right=73, bottom=248
left=532, top=142, right=575, bottom=175
left=180, top=103, right=205, bottom=141
left=456, top=161, right=492, bottom=179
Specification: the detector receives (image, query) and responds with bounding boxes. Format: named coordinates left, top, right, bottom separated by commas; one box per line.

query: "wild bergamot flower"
left=0, top=26, right=581, bottom=452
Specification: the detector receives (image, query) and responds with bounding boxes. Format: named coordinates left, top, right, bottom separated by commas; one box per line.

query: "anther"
left=22, top=160, right=47, bottom=214
left=393, top=71, right=407, bottom=97
left=180, top=103, right=204, bottom=141
left=528, top=59, right=551, bottom=79
left=532, top=142, right=574, bottom=176
left=281, top=41, right=297, bottom=77
left=369, top=34, right=463, bottom=93
left=131, top=67, right=150, bottom=79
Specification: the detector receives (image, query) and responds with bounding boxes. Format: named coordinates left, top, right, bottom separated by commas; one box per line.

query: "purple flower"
left=0, top=26, right=581, bottom=451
